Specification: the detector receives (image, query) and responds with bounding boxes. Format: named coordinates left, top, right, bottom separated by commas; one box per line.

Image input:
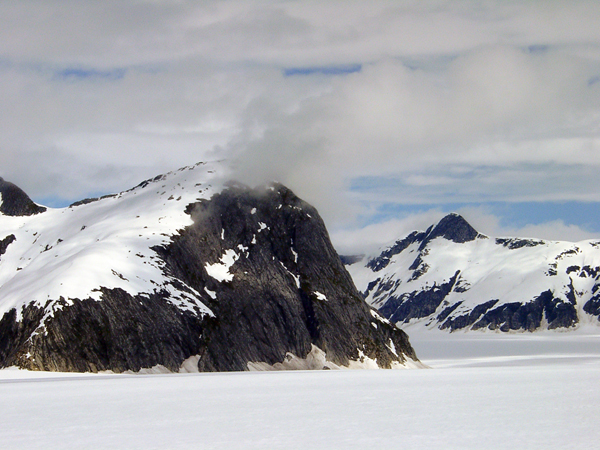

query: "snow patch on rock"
left=205, top=249, right=239, bottom=283
left=314, top=291, right=328, bottom=301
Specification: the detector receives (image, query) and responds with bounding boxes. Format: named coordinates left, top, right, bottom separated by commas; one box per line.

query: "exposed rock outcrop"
left=0, top=169, right=419, bottom=372
left=0, top=178, right=46, bottom=216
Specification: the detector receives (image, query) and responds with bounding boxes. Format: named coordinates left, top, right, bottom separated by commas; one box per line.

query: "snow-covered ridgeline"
left=0, top=163, right=421, bottom=373
left=353, top=238, right=600, bottom=309
left=345, top=214, right=600, bottom=331
left=0, top=162, right=227, bottom=318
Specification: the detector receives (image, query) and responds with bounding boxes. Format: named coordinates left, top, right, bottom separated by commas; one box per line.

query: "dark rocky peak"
left=422, top=213, right=483, bottom=246
left=0, top=177, right=46, bottom=216
left=0, top=170, right=420, bottom=373
left=151, top=182, right=418, bottom=372
left=364, top=214, right=483, bottom=274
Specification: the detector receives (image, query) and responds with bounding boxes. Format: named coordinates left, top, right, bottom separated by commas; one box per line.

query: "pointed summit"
left=426, top=213, right=482, bottom=244
left=0, top=163, right=420, bottom=372
left=0, top=178, right=46, bottom=216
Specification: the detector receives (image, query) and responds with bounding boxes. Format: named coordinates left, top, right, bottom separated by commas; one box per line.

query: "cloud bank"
left=1, top=1, right=600, bottom=250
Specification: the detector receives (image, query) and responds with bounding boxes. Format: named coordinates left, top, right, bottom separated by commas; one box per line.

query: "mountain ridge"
left=345, top=213, right=600, bottom=333
left=0, top=162, right=421, bottom=372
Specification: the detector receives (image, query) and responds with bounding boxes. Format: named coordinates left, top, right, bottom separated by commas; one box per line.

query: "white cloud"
left=1, top=1, right=600, bottom=246
left=331, top=207, right=600, bottom=256
left=228, top=44, right=600, bottom=228
left=331, top=210, right=447, bottom=256
left=3, top=1, right=600, bottom=67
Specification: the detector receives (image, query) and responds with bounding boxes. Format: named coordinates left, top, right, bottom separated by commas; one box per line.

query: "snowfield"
left=0, top=161, right=227, bottom=319
left=2, top=331, right=599, bottom=450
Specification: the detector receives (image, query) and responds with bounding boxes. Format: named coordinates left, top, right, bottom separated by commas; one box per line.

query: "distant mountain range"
left=345, top=213, right=600, bottom=332
left=0, top=163, right=420, bottom=373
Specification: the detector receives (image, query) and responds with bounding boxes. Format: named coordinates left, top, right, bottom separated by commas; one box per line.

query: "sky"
left=2, top=0, right=600, bottom=254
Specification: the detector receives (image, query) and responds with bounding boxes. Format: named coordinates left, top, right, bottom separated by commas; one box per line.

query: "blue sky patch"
left=362, top=200, right=600, bottom=236
left=526, top=44, right=549, bottom=53
left=56, top=67, right=126, bottom=81
left=283, top=64, right=362, bottom=77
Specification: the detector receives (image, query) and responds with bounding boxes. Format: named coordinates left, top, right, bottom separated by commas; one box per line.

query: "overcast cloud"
left=2, top=1, right=600, bottom=253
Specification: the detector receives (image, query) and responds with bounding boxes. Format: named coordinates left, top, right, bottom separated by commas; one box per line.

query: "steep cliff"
left=0, top=163, right=420, bottom=372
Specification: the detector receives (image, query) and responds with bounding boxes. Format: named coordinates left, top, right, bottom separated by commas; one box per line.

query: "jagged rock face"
left=346, top=213, right=600, bottom=333
left=0, top=167, right=418, bottom=372
left=154, top=183, right=416, bottom=372
left=1, top=290, right=204, bottom=373
left=0, top=178, right=46, bottom=216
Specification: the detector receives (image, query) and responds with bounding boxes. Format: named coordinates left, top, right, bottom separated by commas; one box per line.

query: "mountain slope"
left=346, top=213, right=600, bottom=332
left=0, top=162, right=420, bottom=372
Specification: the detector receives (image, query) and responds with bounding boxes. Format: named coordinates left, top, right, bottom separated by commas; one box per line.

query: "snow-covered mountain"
left=0, top=162, right=420, bottom=372
left=345, top=213, right=600, bottom=332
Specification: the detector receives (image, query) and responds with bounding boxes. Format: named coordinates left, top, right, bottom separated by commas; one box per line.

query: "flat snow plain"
left=2, top=328, right=600, bottom=450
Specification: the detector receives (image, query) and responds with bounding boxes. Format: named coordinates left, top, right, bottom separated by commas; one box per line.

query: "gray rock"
left=0, top=181, right=419, bottom=372
left=0, top=178, right=46, bottom=216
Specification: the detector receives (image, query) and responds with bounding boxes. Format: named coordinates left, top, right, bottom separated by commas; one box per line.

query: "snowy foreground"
left=2, top=330, right=600, bottom=450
